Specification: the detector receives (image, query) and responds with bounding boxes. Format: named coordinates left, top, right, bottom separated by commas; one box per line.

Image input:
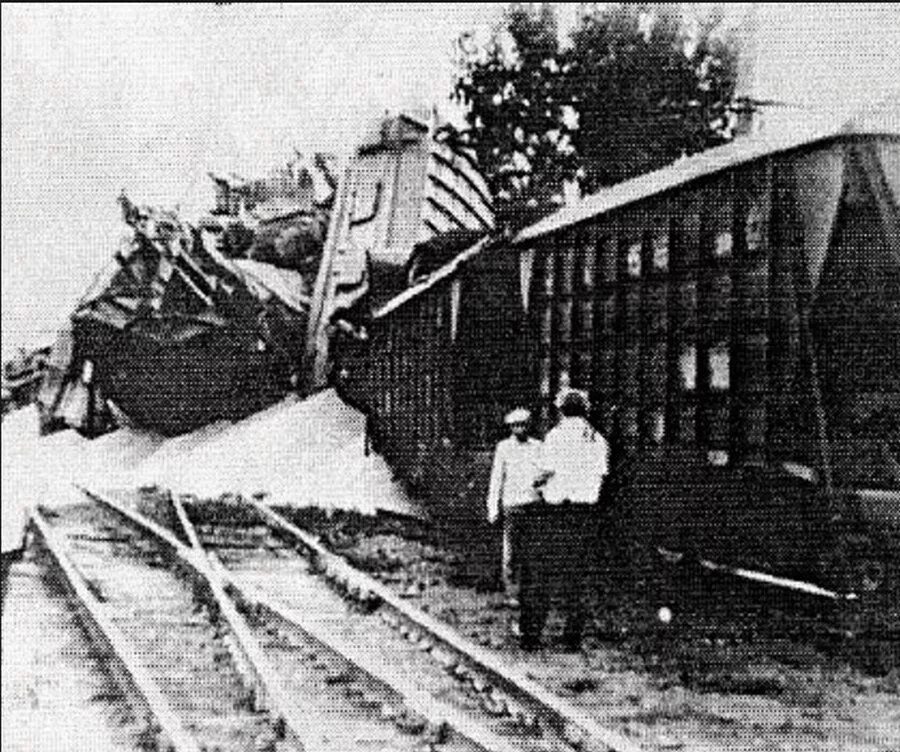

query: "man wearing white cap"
left=486, top=407, right=543, bottom=591
left=520, top=388, right=610, bottom=650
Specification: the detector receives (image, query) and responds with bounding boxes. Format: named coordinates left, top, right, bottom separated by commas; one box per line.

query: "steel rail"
left=250, top=501, right=645, bottom=752
left=173, top=499, right=532, bottom=752
left=77, top=483, right=645, bottom=751
left=74, top=486, right=314, bottom=752
left=172, top=496, right=533, bottom=752
left=169, top=495, right=294, bottom=720
left=29, top=509, right=202, bottom=752
left=654, top=546, right=859, bottom=600
left=82, top=485, right=557, bottom=752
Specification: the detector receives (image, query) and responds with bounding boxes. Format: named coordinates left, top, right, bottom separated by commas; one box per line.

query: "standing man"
left=486, top=408, right=543, bottom=592
left=520, top=389, right=610, bottom=651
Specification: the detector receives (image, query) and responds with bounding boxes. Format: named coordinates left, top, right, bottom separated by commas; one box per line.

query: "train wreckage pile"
left=29, top=112, right=494, bottom=437
left=4, top=107, right=896, bottom=597
left=35, top=158, right=331, bottom=436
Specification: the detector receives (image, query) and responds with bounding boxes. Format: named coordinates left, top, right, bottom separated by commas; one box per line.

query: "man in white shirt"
left=486, top=408, right=543, bottom=591
left=540, top=395, right=609, bottom=506
left=520, top=389, right=610, bottom=650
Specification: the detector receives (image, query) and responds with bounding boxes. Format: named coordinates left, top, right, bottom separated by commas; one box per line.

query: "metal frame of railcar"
left=338, top=118, right=899, bottom=494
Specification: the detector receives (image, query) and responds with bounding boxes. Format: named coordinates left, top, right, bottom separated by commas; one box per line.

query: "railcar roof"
left=370, top=99, right=899, bottom=318
left=514, top=100, right=900, bottom=245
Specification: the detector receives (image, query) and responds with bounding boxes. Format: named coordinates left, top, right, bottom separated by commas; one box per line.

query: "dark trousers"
left=519, top=503, right=596, bottom=646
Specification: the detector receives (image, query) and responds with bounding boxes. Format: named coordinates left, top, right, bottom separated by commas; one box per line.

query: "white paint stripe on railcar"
left=699, top=558, right=858, bottom=600
left=429, top=147, right=495, bottom=214
left=252, top=501, right=646, bottom=752
left=29, top=510, right=203, bottom=752
left=427, top=171, right=494, bottom=229
left=654, top=545, right=857, bottom=600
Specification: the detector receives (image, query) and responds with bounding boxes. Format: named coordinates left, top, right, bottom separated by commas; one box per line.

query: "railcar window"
left=558, top=299, right=573, bottom=344
left=650, top=410, right=665, bottom=443
left=543, top=251, right=556, bottom=295
left=714, top=230, right=733, bottom=257
left=626, top=241, right=642, bottom=277
left=709, top=342, right=730, bottom=391
left=578, top=301, right=594, bottom=343
left=540, top=307, right=553, bottom=344
left=600, top=292, right=617, bottom=324
left=575, top=232, right=597, bottom=292
left=449, top=278, right=461, bottom=342
left=557, top=350, right=573, bottom=387
left=708, top=449, right=729, bottom=466
left=580, top=237, right=596, bottom=290
left=539, top=356, right=552, bottom=398
left=675, top=281, right=698, bottom=328
left=745, top=202, right=765, bottom=253
left=679, top=344, right=697, bottom=391
left=577, top=351, right=593, bottom=387
left=598, top=235, right=616, bottom=282
left=652, top=231, right=669, bottom=271
left=620, top=405, right=640, bottom=440
left=560, top=244, right=575, bottom=293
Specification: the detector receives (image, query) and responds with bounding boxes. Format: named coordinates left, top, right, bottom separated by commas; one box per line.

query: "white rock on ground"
left=2, top=406, right=42, bottom=552
left=1, top=390, right=422, bottom=550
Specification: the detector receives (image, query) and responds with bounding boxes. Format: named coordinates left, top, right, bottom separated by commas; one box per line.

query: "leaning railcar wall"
left=336, top=242, right=530, bottom=496
left=340, top=133, right=898, bottom=570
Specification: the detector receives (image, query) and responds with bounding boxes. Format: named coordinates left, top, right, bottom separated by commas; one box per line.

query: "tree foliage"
left=451, top=3, right=737, bottom=227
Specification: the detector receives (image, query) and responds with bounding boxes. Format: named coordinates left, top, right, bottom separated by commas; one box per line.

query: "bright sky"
left=1, top=3, right=502, bottom=358
left=2, top=3, right=899, bottom=359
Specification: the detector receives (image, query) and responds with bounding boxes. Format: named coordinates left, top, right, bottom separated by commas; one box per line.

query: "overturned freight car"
left=305, top=111, right=495, bottom=389
left=40, top=196, right=314, bottom=436
left=37, top=114, right=494, bottom=438
left=336, top=102, right=899, bottom=585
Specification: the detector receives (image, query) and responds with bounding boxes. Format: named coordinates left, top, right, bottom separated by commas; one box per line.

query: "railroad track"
left=62, top=485, right=644, bottom=752
left=2, top=530, right=165, bottom=752
left=37, top=494, right=488, bottom=752
left=30, top=505, right=286, bottom=752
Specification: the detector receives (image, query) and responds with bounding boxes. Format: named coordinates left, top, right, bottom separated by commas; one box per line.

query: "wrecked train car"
left=305, top=111, right=495, bottom=388
left=38, top=115, right=494, bottom=437
left=336, top=104, right=899, bottom=582
left=39, top=154, right=337, bottom=437
left=43, top=197, right=312, bottom=436
left=203, top=153, right=336, bottom=278
left=2, top=345, right=50, bottom=416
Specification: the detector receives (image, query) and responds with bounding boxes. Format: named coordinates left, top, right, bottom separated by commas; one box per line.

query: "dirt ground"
left=281, top=505, right=900, bottom=752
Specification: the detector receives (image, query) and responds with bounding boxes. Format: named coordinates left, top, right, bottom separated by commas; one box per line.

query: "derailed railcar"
left=305, top=112, right=495, bottom=391
left=336, top=237, right=532, bottom=488
left=515, top=113, right=898, bottom=487
left=512, top=116, right=899, bottom=586
left=42, top=198, right=313, bottom=437
left=337, top=105, right=899, bottom=583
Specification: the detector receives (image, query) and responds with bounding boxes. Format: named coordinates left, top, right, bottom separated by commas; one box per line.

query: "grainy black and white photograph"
left=2, top=3, right=899, bottom=751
